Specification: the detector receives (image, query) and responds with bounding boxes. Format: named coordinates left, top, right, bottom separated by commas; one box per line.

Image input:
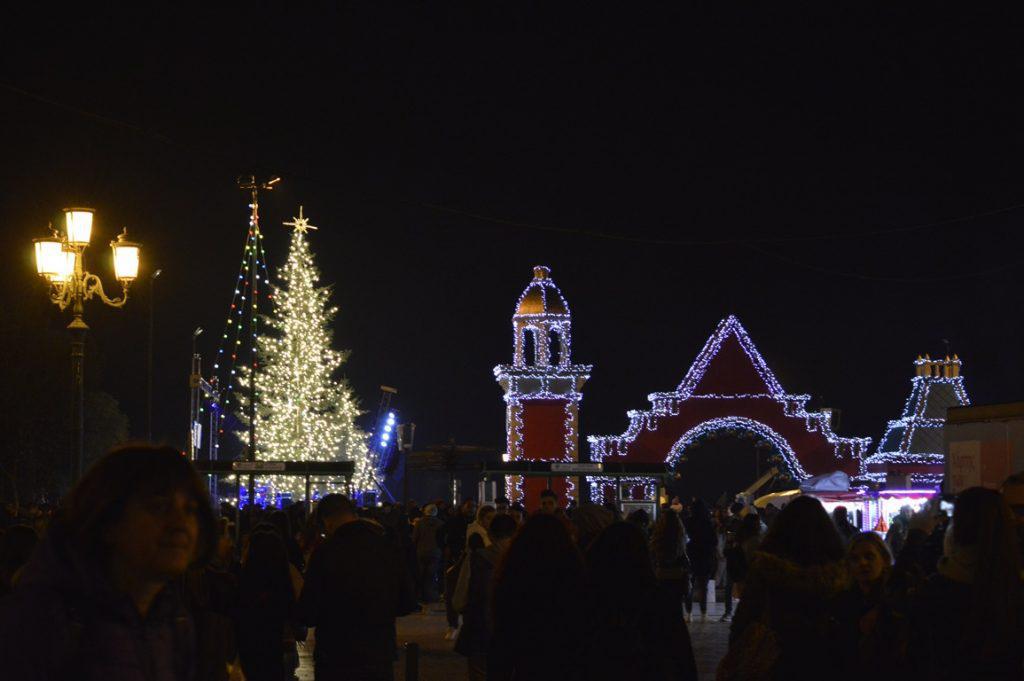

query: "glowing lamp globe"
left=63, top=208, right=95, bottom=247
left=110, top=230, right=141, bottom=282
left=34, top=236, right=66, bottom=279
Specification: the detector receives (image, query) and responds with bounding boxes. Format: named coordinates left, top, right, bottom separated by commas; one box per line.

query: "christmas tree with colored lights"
left=237, top=207, right=374, bottom=501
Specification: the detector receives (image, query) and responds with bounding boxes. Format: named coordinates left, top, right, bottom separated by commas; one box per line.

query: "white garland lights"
left=494, top=267, right=591, bottom=504
left=587, top=315, right=872, bottom=502
left=236, top=208, right=374, bottom=503
left=858, top=355, right=969, bottom=487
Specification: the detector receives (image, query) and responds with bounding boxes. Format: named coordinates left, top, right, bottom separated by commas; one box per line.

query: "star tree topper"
left=283, top=205, right=318, bottom=233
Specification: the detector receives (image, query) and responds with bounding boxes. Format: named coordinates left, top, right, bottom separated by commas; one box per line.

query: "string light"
left=235, top=208, right=375, bottom=499
left=858, top=356, right=969, bottom=487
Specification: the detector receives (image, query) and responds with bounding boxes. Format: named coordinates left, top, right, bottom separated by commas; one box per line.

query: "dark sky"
left=3, top=6, right=1024, bottom=458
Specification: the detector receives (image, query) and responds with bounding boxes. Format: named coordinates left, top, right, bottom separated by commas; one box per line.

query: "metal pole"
left=147, top=269, right=161, bottom=441
left=68, top=251, right=87, bottom=489
left=69, top=323, right=86, bottom=487
left=247, top=185, right=259, bottom=505
left=404, top=642, right=419, bottom=681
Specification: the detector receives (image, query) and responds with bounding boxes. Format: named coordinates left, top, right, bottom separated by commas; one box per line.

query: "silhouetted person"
left=298, top=494, right=414, bottom=681
left=489, top=513, right=586, bottom=680
left=907, top=487, right=1024, bottom=680
left=583, top=522, right=697, bottom=680
left=539, top=488, right=559, bottom=514
left=721, top=496, right=848, bottom=680
left=832, top=506, right=857, bottom=545
left=465, top=504, right=495, bottom=548
left=454, top=513, right=517, bottom=680
left=836, top=531, right=906, bottom=676
left=236, top=525, right=299, bottom=681
left=651, top=508, right=689, bottom=622
left=683, top=499, right=716, bottom=622
left=411, top=503, right=443, bottom=602
left=0, top=445, right=218, bottom=680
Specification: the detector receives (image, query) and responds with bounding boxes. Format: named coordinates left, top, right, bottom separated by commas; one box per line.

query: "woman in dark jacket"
left=583, top=522, right=697, bottom=681
left=651, top=509, right=689, bottom=621
left=906, top=487, right=1024, bottom=680
left=454, top=514, right=517, bottom=680
left=0, top=446, right=218, bottom=681
left=721, top=496, right=849, bottom=681
left=683, top=499, right=717, bottom=622
left=236, top=525, right=298, bottom=681
left=489, top=513, right=587, bottom=680
left=835, top=531, right=907, bottom=677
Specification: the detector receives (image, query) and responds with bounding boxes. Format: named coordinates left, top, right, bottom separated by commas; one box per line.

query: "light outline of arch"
left=665, top=415, right=810, bottom=481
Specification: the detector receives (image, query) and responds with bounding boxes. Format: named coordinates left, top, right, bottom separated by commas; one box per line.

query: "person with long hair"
left=720, top=496, right=848, bottom=680
left=907, top=487, right=1024, bottom=679
left=489, top=513, right=586, bottom=680
left=836, top=531, right=906, bottom=676
left=454, top=513, right=517, bottom=680
left=683, top=498, right=716, bottom=622
left=583, top=521, right=697, bottom=680
left=236, top=524, right=297, bottom=681
left=0, top=445, right=218, bottom=680
left=651, top=508, right=690, bottom=621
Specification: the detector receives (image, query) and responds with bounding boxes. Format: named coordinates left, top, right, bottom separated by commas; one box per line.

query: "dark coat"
left=907, top=573, right=1024, bottom=680
left=581, top=582, right=698, bottom=681
left=0, top=525, right=195, bottom=681
left=454, top=544, right=501, bottom=656
left=411, top=515, right=443, bottom=557
left=728, top=552, right=849, bottom=680
left=684, top=518, right=716, bottom=576
left=297, top=519, right=415, bottom=671
left=183, top=566, right=238, bottom=681
left=833, top=582, right=908, bottom=679
left=441, top=514, right=470, bottom=558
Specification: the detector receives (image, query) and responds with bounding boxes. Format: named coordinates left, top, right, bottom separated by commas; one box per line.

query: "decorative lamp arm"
left=48, top=281, right=74, bottom=311
left=82, top=272, right=128, bottom=308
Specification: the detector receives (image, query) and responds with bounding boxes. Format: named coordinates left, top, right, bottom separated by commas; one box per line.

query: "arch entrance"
left=587, top=316, right=871, bottom=504
left=666, top=417, right=798, bottom=503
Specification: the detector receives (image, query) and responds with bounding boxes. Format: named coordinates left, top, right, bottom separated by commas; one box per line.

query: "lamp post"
left=33, top=208, right=141, bottom=486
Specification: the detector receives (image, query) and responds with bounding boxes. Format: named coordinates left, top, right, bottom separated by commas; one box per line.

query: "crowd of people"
left=0, top=444, right=1023, bottom=680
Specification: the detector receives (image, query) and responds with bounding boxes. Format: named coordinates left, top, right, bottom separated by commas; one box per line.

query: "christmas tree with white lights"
left=238, top=207, right=375, bottom=500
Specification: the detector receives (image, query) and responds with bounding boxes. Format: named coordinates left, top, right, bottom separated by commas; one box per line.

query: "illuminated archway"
left=666, top=416, right=806, bottom=480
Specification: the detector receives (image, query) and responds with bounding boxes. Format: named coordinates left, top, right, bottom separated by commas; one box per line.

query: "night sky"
left=3, top=6, right=1024, bottom=462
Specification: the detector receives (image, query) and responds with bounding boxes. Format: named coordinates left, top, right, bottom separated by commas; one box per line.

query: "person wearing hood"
left=720, top=496, right=849, bottom=680
left=0, top=445, right=218, bottom=681
left=412, top=502, right=444, bottom=603
left=907, top=487, right=1024, bottom=680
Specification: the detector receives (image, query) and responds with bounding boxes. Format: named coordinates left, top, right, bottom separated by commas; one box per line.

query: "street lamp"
left=32, top=207, right=141, bottom=487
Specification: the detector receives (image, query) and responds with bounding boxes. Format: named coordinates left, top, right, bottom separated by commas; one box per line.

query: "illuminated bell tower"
left=494, top=266, right=592, bottom=507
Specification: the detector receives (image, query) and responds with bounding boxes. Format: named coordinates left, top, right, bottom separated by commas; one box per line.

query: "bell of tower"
left=494, top=266, right=592, bottom=508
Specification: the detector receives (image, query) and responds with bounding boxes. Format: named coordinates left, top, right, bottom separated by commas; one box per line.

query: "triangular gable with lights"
left=676, top=315, right=785, bottom=398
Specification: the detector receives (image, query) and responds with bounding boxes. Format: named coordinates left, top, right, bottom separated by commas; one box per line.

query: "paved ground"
left=298, top=600, right=731, bottom=680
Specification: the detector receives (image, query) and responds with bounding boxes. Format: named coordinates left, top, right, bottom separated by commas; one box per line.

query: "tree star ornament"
left=283, top=205, right=318, bottom=234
